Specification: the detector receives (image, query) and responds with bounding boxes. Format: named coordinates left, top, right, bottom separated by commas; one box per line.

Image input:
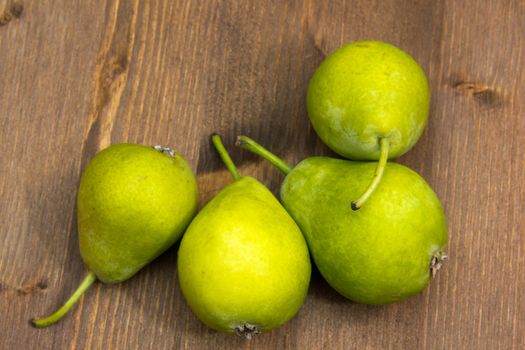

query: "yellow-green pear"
left=32, top=144, right=198, bottom=327
left=177, top=135, right=311, bottom=338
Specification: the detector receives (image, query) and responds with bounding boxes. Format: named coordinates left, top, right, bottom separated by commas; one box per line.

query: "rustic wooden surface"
left=1, top=0, right=523, bottom=349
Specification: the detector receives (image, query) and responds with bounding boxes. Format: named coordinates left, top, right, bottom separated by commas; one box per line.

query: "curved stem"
left=211, top=134, right=241, bottom=180
left=236, top=136, right=292, bottom=175
left=32, top=271, right=97, bottom=328
left=351, top=138, right=390, bottom=210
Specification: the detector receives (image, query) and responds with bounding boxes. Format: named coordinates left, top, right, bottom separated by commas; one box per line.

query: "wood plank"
left=0, top=0, right=523, bottom=349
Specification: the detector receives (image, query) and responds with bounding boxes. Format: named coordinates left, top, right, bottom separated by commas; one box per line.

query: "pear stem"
left=211, top=134, right=241, bottom=180
left=351, top=138, right=390, bottom=210
left=32, top=271, right=97, bottom=328
left=236, top=136, right=292, bottom=175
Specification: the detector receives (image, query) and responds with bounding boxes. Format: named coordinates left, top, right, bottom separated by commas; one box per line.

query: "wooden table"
left=1, top=1, right=523, bottom=349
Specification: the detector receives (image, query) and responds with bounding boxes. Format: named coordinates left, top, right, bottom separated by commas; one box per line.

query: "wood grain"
left=1, top=0, right=523, bottom=349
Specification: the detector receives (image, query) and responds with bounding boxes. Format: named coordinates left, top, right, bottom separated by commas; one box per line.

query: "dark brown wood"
left=1, top=0, right=523, bottom=348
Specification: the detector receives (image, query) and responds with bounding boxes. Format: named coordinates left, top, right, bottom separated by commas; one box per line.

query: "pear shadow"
left=196, top=8, right=339, bottom=184
left=23, top=156, right=82, bottom=257
left=194, top=119, right=339, bottom=200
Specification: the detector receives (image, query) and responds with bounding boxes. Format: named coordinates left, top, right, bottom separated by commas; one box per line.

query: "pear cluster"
left=32, top=40, right=447, bottom=338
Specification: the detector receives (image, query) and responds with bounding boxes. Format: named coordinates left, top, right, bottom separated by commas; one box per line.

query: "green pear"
left=237, top=136, right=447, bottom=304
left=32, top=144, right=198, bottom=327
left=177, top=135, right=311, bottom=338
left=307, top=40, right=430, bottom=209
